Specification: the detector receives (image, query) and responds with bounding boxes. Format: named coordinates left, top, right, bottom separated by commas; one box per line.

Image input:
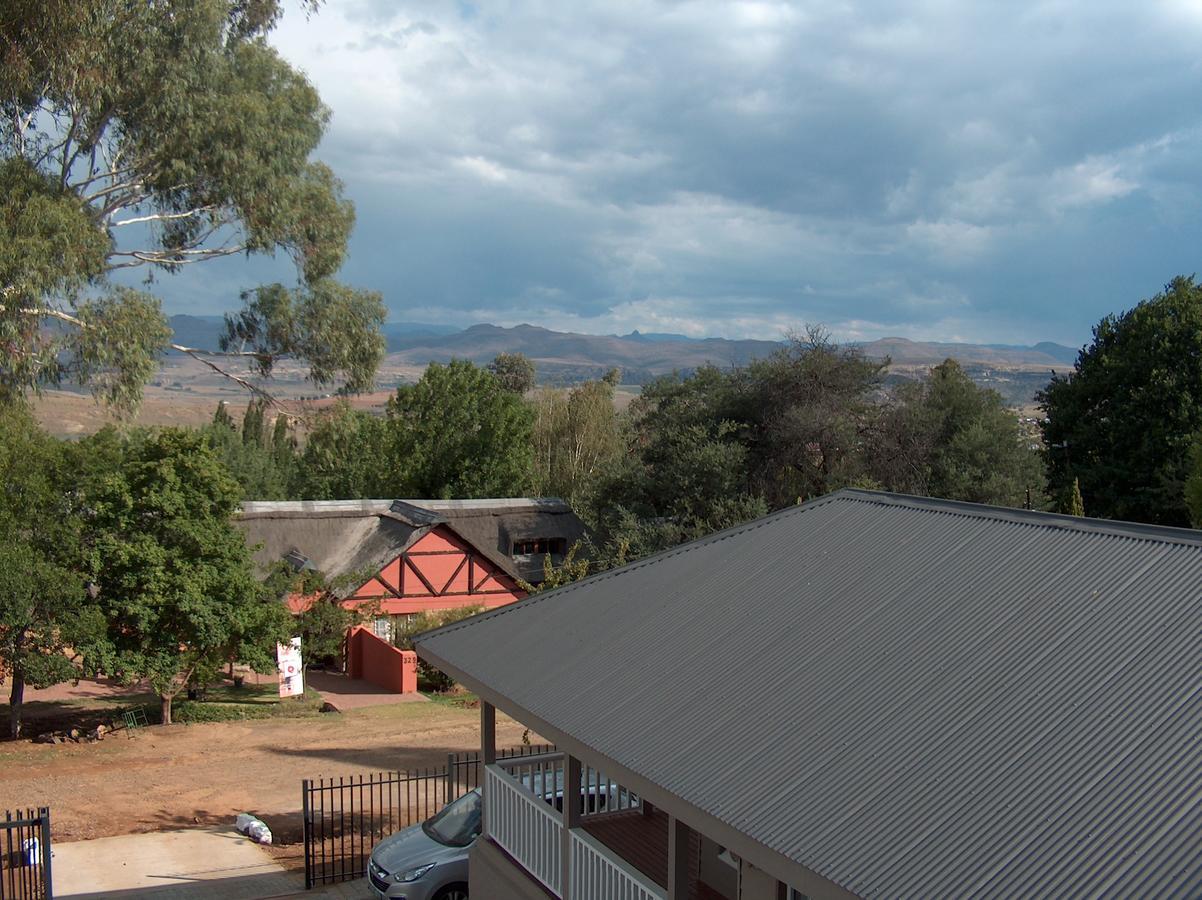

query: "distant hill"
left=385, top=324, right=1074, bottom=382
left=386, top=323, right=783, bottom=383
left=167, top=316, right=461, bottom=355
left=162, top=316, right=1073, bottom=402
left=855, top=337, right=1076, bottom=369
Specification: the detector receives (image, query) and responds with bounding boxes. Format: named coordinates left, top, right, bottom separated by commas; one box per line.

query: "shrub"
left=393, top=606, right=485, bottom=692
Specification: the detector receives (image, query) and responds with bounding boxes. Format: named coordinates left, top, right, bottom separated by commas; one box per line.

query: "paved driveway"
left=53, top=827, right=302, bottom=899
left=53, top=827, right=376, bottom=899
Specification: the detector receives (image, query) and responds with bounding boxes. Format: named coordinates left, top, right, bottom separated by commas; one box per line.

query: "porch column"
left=480, top=701, right=496, bottom=840
left=667, top=815, right=691, bottom=900
left=561, top=753, right=582, bottom=899
left=481, top=700, right=496, bottom=764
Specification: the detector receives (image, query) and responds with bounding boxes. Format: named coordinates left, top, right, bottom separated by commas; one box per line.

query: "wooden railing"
left=485, top=753, right=662, bottom=900
left=570, top=827, right=665, bottom=900
left=485, top=762, right=563, bottom=895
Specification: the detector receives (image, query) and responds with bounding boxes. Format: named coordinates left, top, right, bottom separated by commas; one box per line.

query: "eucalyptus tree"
left=0, top=0, right=384, bottom=412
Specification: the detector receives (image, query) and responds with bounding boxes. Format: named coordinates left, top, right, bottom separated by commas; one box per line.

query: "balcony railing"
left=484, top=752, right=664, bottom=900
left=569, top=827, right=664, bottom=900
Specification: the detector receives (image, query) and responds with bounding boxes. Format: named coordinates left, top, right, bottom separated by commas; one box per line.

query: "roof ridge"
left=415, top=488, right=1202, bottom=644
left=838, top=489, right=1202, bottom=547
left=414, top=493, right=846, bottom=643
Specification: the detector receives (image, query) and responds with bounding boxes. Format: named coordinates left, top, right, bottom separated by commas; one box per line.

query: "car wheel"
left=434, top=886, right=469, bottom=900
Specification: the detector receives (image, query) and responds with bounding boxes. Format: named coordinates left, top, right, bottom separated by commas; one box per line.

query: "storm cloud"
left=161, top=0, right=1202, bottom=344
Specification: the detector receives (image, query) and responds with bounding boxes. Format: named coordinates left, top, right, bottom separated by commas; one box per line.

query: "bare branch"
left=1, top=302, right=305, bottom=419
left=111, top=207, right=216, bottom=227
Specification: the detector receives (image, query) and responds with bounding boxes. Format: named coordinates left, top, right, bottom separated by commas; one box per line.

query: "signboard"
left=277, top=637, right=304, bottom=697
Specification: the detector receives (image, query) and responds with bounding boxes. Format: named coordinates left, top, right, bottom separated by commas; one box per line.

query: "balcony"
left=484, top=752, right=729, bottom=900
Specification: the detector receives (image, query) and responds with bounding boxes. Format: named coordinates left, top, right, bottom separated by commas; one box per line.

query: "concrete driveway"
left=53, top=827, right=302, bottom=899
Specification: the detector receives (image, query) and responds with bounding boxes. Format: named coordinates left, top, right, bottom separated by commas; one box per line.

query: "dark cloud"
left=150, top=0, right=1202, bottom=343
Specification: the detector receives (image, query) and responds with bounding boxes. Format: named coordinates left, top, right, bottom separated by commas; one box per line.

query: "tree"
left=85, top=429, right=291, bottom=724
left=742, top=328, right=887, bottom=506
left=0, top=0, right=384, bottom=411
left=1061, top=477, right=1085, bottom=517
left=531, top=376, right=622, bottom=501
left=488, top=352, right=536, bottom=395
left=384, top=360, right=534, bottom=498
left=872, top=360, right=1046, bottom=508
left=1040, top=276, right=1202, bottom=525
left=0, top=407, right=102, bottom=737
left=290, top=402, right=389, bottom=499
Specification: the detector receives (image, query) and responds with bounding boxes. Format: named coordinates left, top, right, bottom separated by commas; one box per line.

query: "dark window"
left=513, top=538, right=566, bottom=556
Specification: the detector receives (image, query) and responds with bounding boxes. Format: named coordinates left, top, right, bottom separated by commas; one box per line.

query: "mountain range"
left=168, top=316, right=1075, bottom=373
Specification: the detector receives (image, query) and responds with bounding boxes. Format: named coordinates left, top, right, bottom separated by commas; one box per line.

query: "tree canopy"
left=0, top=406, right=103, bottom=737
left=0, top=0, right=383, bottom=411
left=84, top=428, right=291, bottom=724
left=1040, top=276, right=1202, bottom=526
left=383, top=360, right=535, bottom=499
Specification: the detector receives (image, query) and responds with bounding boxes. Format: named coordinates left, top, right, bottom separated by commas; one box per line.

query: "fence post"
left=39, top=807, right=52, bottom=900
left=302, top=779, right=312, bottom=890
left=445, top=753, right=456, bottom=806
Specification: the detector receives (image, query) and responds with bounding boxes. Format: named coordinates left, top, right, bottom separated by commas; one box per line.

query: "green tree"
left=531, top=376, right=622, bottom=501
left=384, top=360, right=534, bottom=498
left=212, top=401, right=236, bottom=431
left=291, top=402, right=388, bottom=499
left=488, top=352, right=536, bottom=395
left=873, top=360, right=1046, bottom=507
left=241, top=399, right=267, bottom=449
left=1061, top=477, right=1085, bottom=517
left=0, top=408, right=102, bottom=737
left=743, top=328, right=887, bottom=506
left=0, top=0, right=383, bottom=411
left=85, top=429, right=291, bottom=724
left=1040, top=276, right=1202, bottom=525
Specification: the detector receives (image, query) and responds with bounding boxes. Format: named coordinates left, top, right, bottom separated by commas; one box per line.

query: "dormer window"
left=512, top=538, right=566, bottom=556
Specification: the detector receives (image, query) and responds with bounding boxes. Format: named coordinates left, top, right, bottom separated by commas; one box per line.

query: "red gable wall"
left=341, top=524, right=525, bottom=615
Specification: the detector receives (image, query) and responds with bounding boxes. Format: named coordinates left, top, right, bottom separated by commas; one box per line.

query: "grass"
left=168, top=685, right=325, bottom=724
left=1, top=682, right=326, bottom=737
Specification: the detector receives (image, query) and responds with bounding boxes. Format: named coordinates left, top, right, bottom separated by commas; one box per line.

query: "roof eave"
left=416, top=641, right=861, bottom=900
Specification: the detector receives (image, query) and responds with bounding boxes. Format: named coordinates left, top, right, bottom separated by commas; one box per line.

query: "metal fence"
left=1, top=809, right=51, bottom=900
left=302, top=744, right=553, bottom=889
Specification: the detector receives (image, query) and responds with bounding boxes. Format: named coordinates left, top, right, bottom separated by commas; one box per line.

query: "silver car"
left=367, top=772, right=629, bottom=899
left=367, top=789, right=478, bottom=900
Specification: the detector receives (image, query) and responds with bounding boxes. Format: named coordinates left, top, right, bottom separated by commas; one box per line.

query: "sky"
left=160, top=0, right=1202, bottom=345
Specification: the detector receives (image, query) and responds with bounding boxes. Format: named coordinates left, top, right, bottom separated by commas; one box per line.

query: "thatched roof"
left=236, top=498, right=587, bottom=595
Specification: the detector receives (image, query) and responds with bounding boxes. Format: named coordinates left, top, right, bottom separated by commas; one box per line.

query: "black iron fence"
left=1, top=809, right=51, bottom=900
left=302, top=744, right=553, bottom=889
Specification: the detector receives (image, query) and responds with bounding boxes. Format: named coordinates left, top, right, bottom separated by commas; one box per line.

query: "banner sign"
left=277, top=637, right=304, bottom=697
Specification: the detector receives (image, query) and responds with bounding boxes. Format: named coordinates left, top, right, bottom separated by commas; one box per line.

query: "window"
left=512, top=537, right=566, bottom=556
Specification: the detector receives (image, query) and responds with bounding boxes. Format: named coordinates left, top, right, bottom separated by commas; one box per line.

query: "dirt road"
left=0, top=700, right=529, bottom=843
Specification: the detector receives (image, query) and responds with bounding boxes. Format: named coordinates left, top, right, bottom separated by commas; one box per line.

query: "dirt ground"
left=0, top=698, right=530, bottom=844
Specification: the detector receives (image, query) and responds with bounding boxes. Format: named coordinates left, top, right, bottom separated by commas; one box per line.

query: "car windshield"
left=422, top=790, right=482, bottom=847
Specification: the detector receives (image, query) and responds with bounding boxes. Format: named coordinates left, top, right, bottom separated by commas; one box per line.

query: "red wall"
left=344, top=525, right=526, bottom=615
left=346, top=626, right=417, bottom=694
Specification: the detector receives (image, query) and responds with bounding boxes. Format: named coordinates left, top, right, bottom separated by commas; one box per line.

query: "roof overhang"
left=416, top=640, right=859, bottom=900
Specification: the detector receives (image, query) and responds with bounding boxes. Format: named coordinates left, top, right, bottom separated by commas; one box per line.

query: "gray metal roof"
left=416, top=490, right=1202, bottom=898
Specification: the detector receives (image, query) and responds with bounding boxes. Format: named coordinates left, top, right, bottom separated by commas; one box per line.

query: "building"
left=237, top=497, right=587, bottom=628
left=416, top=489, right=1202, bottom=900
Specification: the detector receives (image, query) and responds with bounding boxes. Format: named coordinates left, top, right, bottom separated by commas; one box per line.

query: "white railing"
left=485, top=763, right=563, bottom=895
left=570, top=827, right=666, bottom=900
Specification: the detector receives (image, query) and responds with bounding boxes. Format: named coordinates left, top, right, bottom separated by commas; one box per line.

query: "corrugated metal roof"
left=416, top=490, right=1202, bottom=898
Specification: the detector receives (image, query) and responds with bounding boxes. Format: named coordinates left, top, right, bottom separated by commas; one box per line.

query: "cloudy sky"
left=166, top=0, right=1202, bottom=345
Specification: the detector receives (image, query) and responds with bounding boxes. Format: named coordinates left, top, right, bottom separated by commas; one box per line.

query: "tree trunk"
left=160, top=694, right=173, bottom=726
left=9, top=670, right=25, bottom=740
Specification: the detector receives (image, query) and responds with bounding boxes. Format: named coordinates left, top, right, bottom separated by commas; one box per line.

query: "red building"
left=237, top=498, right=586, bottom=628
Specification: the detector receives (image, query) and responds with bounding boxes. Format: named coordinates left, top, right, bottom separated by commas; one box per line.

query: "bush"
left=160, top=688, right=325, bottom=724
left=393, top=606, right=485, bottom=692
